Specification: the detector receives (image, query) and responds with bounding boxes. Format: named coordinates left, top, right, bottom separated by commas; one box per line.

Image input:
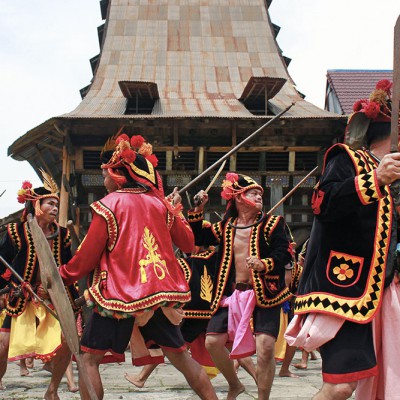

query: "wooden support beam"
left=230, top=121, right=237, bottom=171
left=38, top=142, right=63, bottom=153
left=58, top=142, right=70, bottom=228
left=198, top=147, right=205, bottom=173
left=153, top=146, right=321, bottom=152
left=34, top=146, right=52, bottom=173
left=173, top=122, right=179, bottom=158
left=288, top=151, right=295, bottom=172
left=53, top=124, right=67, bottom=137
left=166, top=151, right=173, bottom=171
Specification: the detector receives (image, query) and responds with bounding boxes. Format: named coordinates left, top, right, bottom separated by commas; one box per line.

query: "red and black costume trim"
left=0, top=222, right=78, bottom=317
left=59, top=190, right=194, bottom=318
left=91, top=201, right=119, bottom=252
left=178, top=249, right=218, bottom=319
left=295, top=144, right=393, bottom=323
left=187, top=210, right=292, bottom=312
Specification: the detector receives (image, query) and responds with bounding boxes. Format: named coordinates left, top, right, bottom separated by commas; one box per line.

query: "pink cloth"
left=356, top=281, right=400, bottom=400
left=284, top=312, right=344, bottom=352
left=220, top=289, right=256, bottom=359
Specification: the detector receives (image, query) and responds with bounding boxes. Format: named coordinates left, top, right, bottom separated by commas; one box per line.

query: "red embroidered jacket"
left=59, top=188, right=194, bottom=317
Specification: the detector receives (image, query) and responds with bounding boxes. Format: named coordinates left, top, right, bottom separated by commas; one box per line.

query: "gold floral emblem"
left=333, top=264, right=354, bottom=281
left=200, top=266, right=213, bottom=303
left=139, top=227, right=169, bottom=283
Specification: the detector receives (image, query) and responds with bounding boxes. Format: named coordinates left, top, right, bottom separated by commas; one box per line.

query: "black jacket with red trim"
left=187, top=210, right=292, bottom=311
left=295, top=144, right=397, bottom=323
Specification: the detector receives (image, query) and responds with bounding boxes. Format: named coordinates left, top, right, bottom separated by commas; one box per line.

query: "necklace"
left=45, top=225, right=59, bottom=240
left=228, top=212, right=265, bottom=229
left=365, top=149, right=381, bottom=164
left=26, top=222, right=59, bottom=240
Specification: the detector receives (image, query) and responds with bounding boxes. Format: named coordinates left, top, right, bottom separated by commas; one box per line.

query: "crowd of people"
left=0, top=79, right=399, bottom=400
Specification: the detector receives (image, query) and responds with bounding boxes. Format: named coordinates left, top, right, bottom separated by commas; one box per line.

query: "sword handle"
left=193, top=194, right=201, bottom=207
left=192, top=191, right=208, bottom=209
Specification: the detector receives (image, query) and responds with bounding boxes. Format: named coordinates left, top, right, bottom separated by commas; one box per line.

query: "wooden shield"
left=27, top=214, right=98, bottom=400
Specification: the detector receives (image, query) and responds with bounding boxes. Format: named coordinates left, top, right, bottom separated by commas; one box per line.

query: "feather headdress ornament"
left=17, top=169, right=59, bottom=218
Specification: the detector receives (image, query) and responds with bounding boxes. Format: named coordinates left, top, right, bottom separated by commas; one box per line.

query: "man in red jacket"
left=59, top=133, right=218, bottom=400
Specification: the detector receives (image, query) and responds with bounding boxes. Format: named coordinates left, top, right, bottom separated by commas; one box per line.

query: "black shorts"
left=1, top=314, right=11, bottom=330
left=206, top=304, right=281, bottom=339
left=80, top=311, right=134, bottom=361
left=180, top=318, right=209, bottom=343
left=320, top=320, right=377, bottom=383
left=139, top=308, right=186, bottom=351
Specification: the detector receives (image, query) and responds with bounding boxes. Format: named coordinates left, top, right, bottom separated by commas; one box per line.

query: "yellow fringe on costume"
left=274, top=308, right=289, bottom=361
left=8, top=301, right=62, bottom=362
left=0, top=309, right=6, bottom=328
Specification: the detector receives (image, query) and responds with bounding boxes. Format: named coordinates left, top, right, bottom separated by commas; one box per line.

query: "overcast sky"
left=1, top=0, right=399, bottom=218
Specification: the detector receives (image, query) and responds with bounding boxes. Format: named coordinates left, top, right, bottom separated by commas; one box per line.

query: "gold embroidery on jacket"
left=139, top=227, right=168, bottom=283
left=200, top=266, right=213, bottom=303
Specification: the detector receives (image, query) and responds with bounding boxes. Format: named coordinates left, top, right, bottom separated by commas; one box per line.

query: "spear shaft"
left=178, top=102, right=295, bottom=194
left=266, top=166, right=318, bottom=215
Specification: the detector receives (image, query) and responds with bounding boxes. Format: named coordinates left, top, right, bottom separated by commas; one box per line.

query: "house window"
left=119, top=81, right=159, bottom=115
left=236, top=152, right=260, bottom=171
left=83, top=150, right=102, bottom=170
left=265, top=152, right=289, bottom=171
left=295, top=152, right=318, bottom=171
left=239, top=77, right=286, bottom=116
left=125, top=94, right=155, bottom=115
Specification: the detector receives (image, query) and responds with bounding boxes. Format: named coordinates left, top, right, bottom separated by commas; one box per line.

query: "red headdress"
left=345, top=79, right=399, bottom=149
left=221, top=173, right=263, bottom=201
left=100, top=131, right=163, bottom=197
left=17, top=169, right=60, bottom=220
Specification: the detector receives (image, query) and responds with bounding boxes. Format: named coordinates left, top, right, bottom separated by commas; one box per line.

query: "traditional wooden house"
left=7, top=0, right=346, bottom=244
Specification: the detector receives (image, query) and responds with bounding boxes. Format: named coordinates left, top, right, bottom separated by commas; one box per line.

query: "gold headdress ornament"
left=100, top=129, right=161, bottom=192
left=39, top=168, right=59, bottom=195
left=221, top=173, right=263, bottom=200
left=99, top=128, right=122, bottom=161
left=17, top=169, right=60, bottom=218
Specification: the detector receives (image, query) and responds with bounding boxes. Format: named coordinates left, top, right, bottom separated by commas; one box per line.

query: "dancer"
left=189, top=173, right=292, bottom=400
left=59, top=133, right=218, bottom=400
left=0, top=176, right=79, bottom=399
left=286, top=80, right=400, bottom=400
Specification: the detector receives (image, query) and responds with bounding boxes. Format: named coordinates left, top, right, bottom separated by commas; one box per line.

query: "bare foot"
left=42, top=362, right=53, bottom=373
left=43, top=392, right=60, bottom=400
left=226, top=383, right=245, bottom=400
left=20, top=366, right=30, bottom=376
left=0, top=380, right=5, bottom=390
left=293, top=363, right=307, bottom=370
left=125, top=373, right=146, bottom=388
left=26, top=358, right=34, bottom=368
left=279, top=370, right=300, bottom=378
left=67, top=384, right=79, bottom=393
left=310, top=351, right=318, bottom=360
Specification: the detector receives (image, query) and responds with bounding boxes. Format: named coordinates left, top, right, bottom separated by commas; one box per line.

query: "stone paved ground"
left=0, top=350, right=331, bottom=400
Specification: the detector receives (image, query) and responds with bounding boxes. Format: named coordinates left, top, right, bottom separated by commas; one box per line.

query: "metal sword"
left=0, top=255, right=59, bottom=320
left=193, top=160, right=226, bottom=206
